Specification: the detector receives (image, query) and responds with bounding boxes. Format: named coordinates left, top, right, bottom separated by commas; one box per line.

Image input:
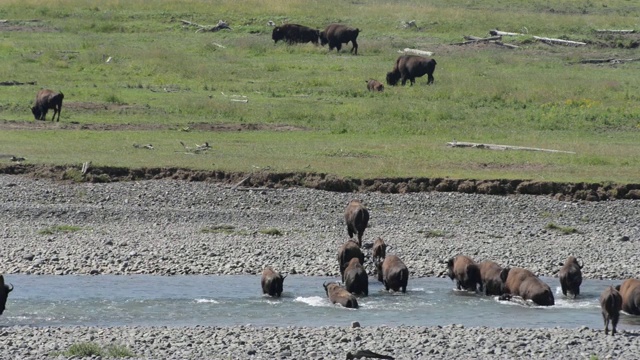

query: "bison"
left=600, top=286, right=623, bottom=335
left=447, top=255, right=483, bottom=293
left=31, top=89, right=64, bottom=122
left=478, top=260, right=508, bottom=296
left=616, top=278, right=640, bottom=315
left=323, top=282, right=359, bottom=309
left=371, top=237, right=387, bottom=263
left=0, top=275, right=14, bottom=316
left=320, top=24, right=360, bottom=55
left=272, top=23, right=319, bottom=45
left=343, top=258, right=368, bottom=296
left=376, top=255, right=409, bottom=293
left=344, top=199, right=369, bottom=247
left=501, top=267, right=554, bottom=306
left=366, top=79, right=384, bottom=92
left=386, top=55, right=437, bottom=86
left=337, top=240, right=364, bottom=282
left=261, top=266, right=286, bottom=297
left=558, top=256, right=583, bottom=298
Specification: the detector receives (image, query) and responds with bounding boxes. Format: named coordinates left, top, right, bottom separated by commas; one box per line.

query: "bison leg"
left=611, top=313, right=619, bottom=335
left=351, top=40, right=358, bottom=55
left=427, top=74, right=435, bottom=85
left=603, top=312, right=610, bottom=335
left=357, top=232, right=363, bottom=247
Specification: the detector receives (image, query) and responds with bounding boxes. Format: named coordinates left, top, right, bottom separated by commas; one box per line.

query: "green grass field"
left=1, top=0, right=639, bottom=183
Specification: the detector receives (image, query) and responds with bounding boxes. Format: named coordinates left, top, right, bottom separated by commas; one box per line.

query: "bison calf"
left=323, top=282, right=358, bottom=308
left=386, top=55, right=436, bottom=86
left=261, top=267, right=286, bottom=297
left=366, top=79, right=384, bottom=92
left=558, top=256, right=583, bottom=298
left=344, top=199, right=369, bottom=247
left=371, top=237, right=387, bottom=263
left=501, top=267, right=554, bottom=306
left=600, top=286, right=623, bottom=335
left=617, top=278, right=640, bottom=315
left=447, top=255, right=483, bottom=293
left=31, top=89, right=64, bottom=122
left=376, top=255, right=409, bottom=293
left=343, top=258, right=368, bottom=296
left=320, top=24, right=360, bottom=55
left=478, top=260, right=507, bottom=296
left=0, top=275, right=14, bottom=316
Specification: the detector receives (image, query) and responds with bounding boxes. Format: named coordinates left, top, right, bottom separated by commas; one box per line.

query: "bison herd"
left=258, top=199, right=640, bottom=336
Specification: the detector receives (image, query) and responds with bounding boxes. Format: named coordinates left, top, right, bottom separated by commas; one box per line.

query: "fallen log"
left=494, top=41, right=519, bottom=49
left=489, top=30, right=525, bottom=36
left=447, top=141, right=576, bottom=154
left=0, top=80, right=37, bottom=86
left=579, top=58, right=640, bottom=64
left=398, top=48, right=434, bottom=56
left=180, top=19, right=231, bottom=33
left=595, top=29, right=635, bottom=34
left=533, top=36, right=586, bottom=46
left=463, top=35, right=502, bottom=42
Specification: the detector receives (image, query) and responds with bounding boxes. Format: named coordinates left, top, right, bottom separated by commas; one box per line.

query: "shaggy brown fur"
left=617, top=278, right=640, bottom=315
left=501, top=267, right=554, bottom=306
left=344, top=199, right=369, bottom=247
left=323, top=282, right=358, bottom=308
left=337, top=240, right=364, bottom=282
left=600, top=286, right=622, bottom=335
left=0, top=275, right=14, bottom=315
left=366, top=79, right=384, bottom=92
left=371, top=237, right=387, bottom=262
left=31, top=89, right=64, bottom=122
left=375, top=255, right=409, bottom=293
left=320, top=24, right=360, bottom=55
left=447, top=255, right=482, bottom=292
left=386, top=55, right=436, bottom=86
left=558, top=256, right=583, bottom=298
left=478, top=260, right=507, bottom=296
left=261, top=267, right=286, bottom=297
left=343, top=258, right=368, bottom=296
left=272, top=23, right=319, bottom=45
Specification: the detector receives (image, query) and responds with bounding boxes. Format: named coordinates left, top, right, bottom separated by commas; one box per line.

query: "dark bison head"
left=0, top=275, right=14, bottom=315
left=386, top=71, right=400, bottom=86
left=31, top=106, right=41, bottom=120
left=319, top=31, right=328, bottom=46
left=272, top=27, right=285, bottom=43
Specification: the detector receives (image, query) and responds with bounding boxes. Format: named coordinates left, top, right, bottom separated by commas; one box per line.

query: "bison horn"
left=7, top=283, right=13, bottom=292
left=281, top=274, right=287, bottom=280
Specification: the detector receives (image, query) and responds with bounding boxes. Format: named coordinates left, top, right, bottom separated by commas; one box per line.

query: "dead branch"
left=533, top=36, right=586, bottom=46
left=180, top=19, right=231, bottom=33
left=398, top=48, right=434, bottom=56
left=0, top=80, right=37, bottom=86
left=595, top=29, right=635, bottom=34
left=494, top=41, right=519, bottom=49
left=232, top=176, right=251, bottom=190
left=133, top=143, right=154, bottom=150
left=579, top=58, right=640, bottom=64
left=447, top=141, right=575, bottom=154
left=489, top=29, right=525, bottom=36
left=454, top=35, right=502, bottom=45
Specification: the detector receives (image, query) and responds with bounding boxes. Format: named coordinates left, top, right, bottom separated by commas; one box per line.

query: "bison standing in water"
left=447, top=255, right=483, bottom=293
left=272, top=24, right=319, bottom=45
left=343, top=258, right=368, bottom=296
left=320, top=24, right=360, bottom=55
left=344, top=199, right=369, bottom=246
left=558, top=256, right=583, bottom=298
left=501, top=267, right=554, bottom=306
left=386, top=55, right=437, bottom=86
left=617, top=278, right=640, bottom=315
left=376, top=255, right=409, bottom=293
left=478, top=260, right=507, bottom=296
left=261, top=267, right=286, bottom=297
left=323, top=282, right=359, bottom=308
left=600, top=286, right=622, bottom=335
left=31, top=89, right=64, bottom=121
left=337, top=240, right=364, bottom=281
left=0, top=275, right=14, bottom=316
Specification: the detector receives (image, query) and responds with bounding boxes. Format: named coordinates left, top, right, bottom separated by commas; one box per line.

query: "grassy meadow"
left=0, top=0, right=639, bottom=183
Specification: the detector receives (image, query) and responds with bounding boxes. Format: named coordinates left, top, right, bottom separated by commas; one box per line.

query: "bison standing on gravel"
left=343, top=258, right=368, bottom=296
left=371, top=237, right=387, bottom=263
left=386, top=55, right=437, bottom=86
left=376, top=255, right=409, bottom=293
left=272, top=24, right=319, bottom=45
left=617, top=278, right=640, bottom=315
left=0, top=275, right=14, bottom=316
left=320, top=24, right=360, bottom=55
left=600, top=285, right=623, bottom=335
left=558, top=256, right=583, bottom=298
left=323, top=282, right=359, bottom=308
left=261, top=266, right=286, bottom=297
left=479, top=260, right=508, bottom=296
left=501, top=267, right=555, bottom=306
left=344, top=199, right=369, bottom=247
left=447, top=255, right=483, bottom=293
left=31, top=89, right=64, bottom=121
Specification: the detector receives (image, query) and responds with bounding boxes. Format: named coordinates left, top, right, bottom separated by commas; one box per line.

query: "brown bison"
left=558, top=256, right=583, bottom=298
left=371, top=237, right=387, bottom=262
left=343, top=258, right=368, bottom=296
left=344, top=199, right=369, bottom=247
left=261, top=266, right=286, bottom=297
left=366, top=79, right=384, bottom=92
left=478, top=260, right=508, bottom=296
left=31, top=89, right=64, bottom=121
left=337, top=240, right=364, bottom=281
left=272, top=23, right=319, bottom=45
left=320, top=24, right=360, bottom=55
left=447, top=255, right=483, bottom=292
left=386, top=55, right=437, bottom=86
left=501, top=267, right=554, bottom=306
left=600, top=286, right=623, bottom=335
left=323, top=282, right=358, bottom=309
left=616, top=278, right=640, bottom=315
left=0, top=275, right=14, bottom=315
left=376, top=255, right=409, bottom=293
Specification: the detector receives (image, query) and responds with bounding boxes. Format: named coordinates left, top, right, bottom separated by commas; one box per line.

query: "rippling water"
left=3, top=274, right=640, bottom=330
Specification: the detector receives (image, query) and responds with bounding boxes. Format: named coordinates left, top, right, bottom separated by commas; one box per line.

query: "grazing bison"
left=600, top=286, right=623, bottom=335
left=337, top=240, right=365, bottom=281
left=366, top=79, right=384, bottom=92
left=371, top=237, right=387, bottom=262
left=501, top=267, right=554, bottom=306
left=447, top=255, right=483, bottom=292
left=616, top=278, right=640, bottom=315
left=261, top=266, right=286, bottom=297
left=478, top=260, right=508, bottom=296
left=344, top=199, right=369, bottom=247
left=376, top=255, right=409, bottom=293
left=558, top=256, right=583, bottom=298
left=320, top=24, right=360, bottom=55
left=386, top=55, right=437, bottom=86
left=31, top=89, right=64, bottom=121
left=323, top=282, right=359, bottom=309
left=343, top=258, right=368, bottom=296
left=272, top=23, right=320, bottom=45
left=0, top=275, right=14, bottom=316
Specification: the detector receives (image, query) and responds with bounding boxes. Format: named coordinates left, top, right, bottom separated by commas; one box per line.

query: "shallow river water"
left=3, top=274, right=639, bottom=330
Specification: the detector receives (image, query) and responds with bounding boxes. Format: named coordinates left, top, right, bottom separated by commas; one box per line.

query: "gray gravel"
left=1, top=175, right=639, bottom=359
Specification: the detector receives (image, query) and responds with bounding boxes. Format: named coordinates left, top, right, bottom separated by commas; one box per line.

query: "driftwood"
left=454, top=36, right=517, bottom=49
left=595, top=29, right=635, bottom=34
left=489, top=30, right=525, bottom=36
left=495, top=41, right=519, bottom=49
left=0, top=80, right=37, bottom=86
left=447, top=141, right=575, bottom=154
left=579, top=58, right=640, bottom=64
left=533, top=36, right=586, bottom=46
left=398, top=48, right=433, bottom=56
left=180, top=19, right=231, bottom=33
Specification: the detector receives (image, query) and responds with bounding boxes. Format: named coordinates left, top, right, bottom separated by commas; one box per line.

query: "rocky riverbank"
left=1, top=174, right=639, bottom=359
